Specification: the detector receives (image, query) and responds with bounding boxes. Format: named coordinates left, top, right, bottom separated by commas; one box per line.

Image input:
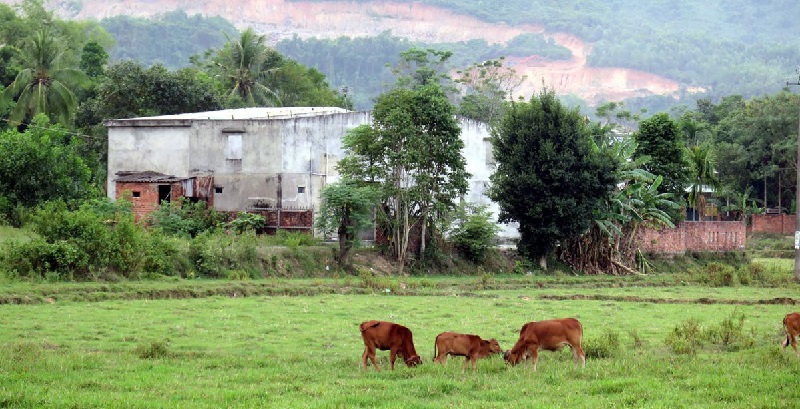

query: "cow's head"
left=504, top=349, right=524, bottom=366
left=487, top=339, right=503, bottom=355
left=404, top=355, right=422, bottom=367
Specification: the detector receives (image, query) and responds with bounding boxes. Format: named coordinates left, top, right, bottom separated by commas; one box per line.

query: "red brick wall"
left=639, top=221, right=746, bottom=254
left=751, top=214, right=796, bottom=235
left=116, top=182, right=182, bottom=222
left=253, top=209, right=314, bottom=234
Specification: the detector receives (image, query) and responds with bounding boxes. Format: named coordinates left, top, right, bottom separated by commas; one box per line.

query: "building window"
left=226, top=134, right=242, bottom=160
left=483, top=138, right=495, bottom=166
left=215, top=186, right=223, bottom=194
left=297, top=186, right=306, bottom=194
left=132, top=191, right=141, bottom=198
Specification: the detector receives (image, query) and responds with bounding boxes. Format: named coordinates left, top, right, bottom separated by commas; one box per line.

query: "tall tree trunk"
left=419, top=209, right=428, bottom=261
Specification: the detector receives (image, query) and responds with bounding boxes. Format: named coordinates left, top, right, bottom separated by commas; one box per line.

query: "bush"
left=704, top=311, right=755, bottom=351
left=1, top=200, right=153, bottom=280
left=583, top=329, right=622, bottom=359
left=226, top=212, right=266, bottom=234
left=134, top=339, right=171, bottom=359
left=687, top=262, right=738, bottom=286
left=448, top=203, right=501, bottom=264
left=148, top=198, right=224, bottom=238
left=187, top=230, right=264, bottom=278
left=665, top=318, right=703, bottom=355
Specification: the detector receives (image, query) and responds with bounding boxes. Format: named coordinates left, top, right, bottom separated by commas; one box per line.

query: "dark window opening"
left=215, top=186, right=223, bottom=194
left=132, top=191, right=141, bottom=198
left=158, top=185, right=171, bottom=203
left=297, top=186, right=306, bottom=194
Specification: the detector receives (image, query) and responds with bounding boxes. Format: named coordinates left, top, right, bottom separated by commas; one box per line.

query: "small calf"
left=433, top=331, right=503, bottom=372
left=360, top=320, right=422, bottom=372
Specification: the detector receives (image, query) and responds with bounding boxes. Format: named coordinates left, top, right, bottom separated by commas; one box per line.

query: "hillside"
left=7, top=0, right=681, bottom=105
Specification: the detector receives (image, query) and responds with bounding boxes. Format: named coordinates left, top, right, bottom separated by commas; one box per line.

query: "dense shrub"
left=704, top=311, right=755, bottom=352
left=665, top=312, right=756, bottom=355
left=448, top=203, right=501, bottom=264
left=187, top=231, right=263, bottom=278
left=583, top=329, right=622, bottom=359
left=148, top=198, right=225, bottom=238
left=226, top=212, right=266, bottom=234
left=687, top=262, right=738, bottom=286
left=665, top=318, right=703, bottom=355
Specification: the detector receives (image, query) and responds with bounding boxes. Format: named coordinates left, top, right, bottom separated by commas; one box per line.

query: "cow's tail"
left=432, top=334, right=439, bottom=361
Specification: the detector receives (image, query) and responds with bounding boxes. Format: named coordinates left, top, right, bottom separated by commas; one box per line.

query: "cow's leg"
left=363, top=345, right=380, bottom=372
left=530, top=347, right=539, bottom=372
left=434, top=351, right=447, bottom=365
left=470, top=355, right=477, bottom=372
left=389, top=349, right=397, bottom=370
left=572, top=344, right=586, bottom=368
left=791, top=334, right=799, bottom=358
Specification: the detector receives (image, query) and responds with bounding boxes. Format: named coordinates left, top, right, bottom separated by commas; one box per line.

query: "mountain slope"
left=9, top=0, right=685, bottom=104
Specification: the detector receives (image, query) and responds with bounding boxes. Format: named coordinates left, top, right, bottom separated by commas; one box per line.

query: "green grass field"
left=1, top=279, right=800, bottom=408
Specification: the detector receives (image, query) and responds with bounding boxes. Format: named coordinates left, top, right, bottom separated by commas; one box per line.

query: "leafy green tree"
left=488, top=87, right=617, bottom=269
left=75, top=61, right=222, bottom=174
left=633, top=113, right=690, bottom=223
left=315, top=181, right=379, bottom=267
left=455, top=57, right=524, bottom=125
left=1, top=28, right=87, bottom=124
left=79, top=40, right=108, bottom=79
left=0, top=114, right=97, bottom=223
left=338, top=83, right=468, bottom=271
left=391, top=47, right=454, bottom=90
left=213, top=27, right=281, bottom=106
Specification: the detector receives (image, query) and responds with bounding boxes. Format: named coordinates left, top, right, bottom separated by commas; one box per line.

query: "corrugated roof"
left=115, top=171, right=184, bottom=183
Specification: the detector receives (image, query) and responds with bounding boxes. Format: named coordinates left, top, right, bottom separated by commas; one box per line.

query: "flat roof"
left=107, top=107, right=350, bottom=125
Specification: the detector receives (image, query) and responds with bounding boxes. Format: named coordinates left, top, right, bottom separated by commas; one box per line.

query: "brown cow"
left=360, top=320, right=422, bottom=371
left=504, top=318, right=585, bottom=371
left=432, top=331, right=503, bottom=372
left=783, top=312, right=800, bottom=357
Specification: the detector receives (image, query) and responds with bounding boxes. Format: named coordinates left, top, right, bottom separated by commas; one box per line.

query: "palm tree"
left=1, top=29, right=86, bottom=125
left=215, top=28, right=281, bottom=106
left=686, top=143, right=719, bottom=221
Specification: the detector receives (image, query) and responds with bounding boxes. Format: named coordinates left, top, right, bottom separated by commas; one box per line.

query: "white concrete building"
left=106, top=107, right=518, bottom=240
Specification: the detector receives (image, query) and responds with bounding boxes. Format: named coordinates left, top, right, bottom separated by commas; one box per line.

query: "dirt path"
left=32, top=0, right=682, bottom=103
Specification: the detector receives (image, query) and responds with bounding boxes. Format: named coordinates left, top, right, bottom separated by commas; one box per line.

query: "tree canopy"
left=488, top=87, right=616, bottom=267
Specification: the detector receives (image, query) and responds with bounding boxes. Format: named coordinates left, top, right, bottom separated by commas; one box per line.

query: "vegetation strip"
left=538, top=294, right=799, bottom=305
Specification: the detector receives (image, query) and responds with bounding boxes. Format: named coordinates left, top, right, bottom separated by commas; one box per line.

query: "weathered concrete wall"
left=458, top=118, right=519, bottom=242
left=639, top=221, right=746, bottom=254
left=107, top=126, right=191, bottom=200
left=751, top=214, right=795, bottom=235
left=106, top=110, right=520, bottom=240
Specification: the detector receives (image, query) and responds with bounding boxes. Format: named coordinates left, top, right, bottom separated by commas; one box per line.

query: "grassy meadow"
left=1, top=279, right=800, bottom=408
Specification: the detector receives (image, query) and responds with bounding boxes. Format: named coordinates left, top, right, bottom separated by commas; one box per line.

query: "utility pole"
left=788, top=69, right=800, bottom=282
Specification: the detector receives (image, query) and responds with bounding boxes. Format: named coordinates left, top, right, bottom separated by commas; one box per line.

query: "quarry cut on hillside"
left=15, top=0, right=682, bottom=103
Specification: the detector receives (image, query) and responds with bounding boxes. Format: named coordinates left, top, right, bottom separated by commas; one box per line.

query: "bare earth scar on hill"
left=33, top=0, right=682, bottom=103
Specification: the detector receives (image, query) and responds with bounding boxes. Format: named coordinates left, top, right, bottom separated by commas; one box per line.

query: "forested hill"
left=10, top=0, right=799, bottom=111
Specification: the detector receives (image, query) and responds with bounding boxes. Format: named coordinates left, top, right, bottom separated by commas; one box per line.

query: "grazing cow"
left=360, top=320, right=422, bottom=371
left=432, top=331, right=503, bottom=372
left=783, top=312, right=800, bottom=357
left=504, top=318, right=585, bottom=371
